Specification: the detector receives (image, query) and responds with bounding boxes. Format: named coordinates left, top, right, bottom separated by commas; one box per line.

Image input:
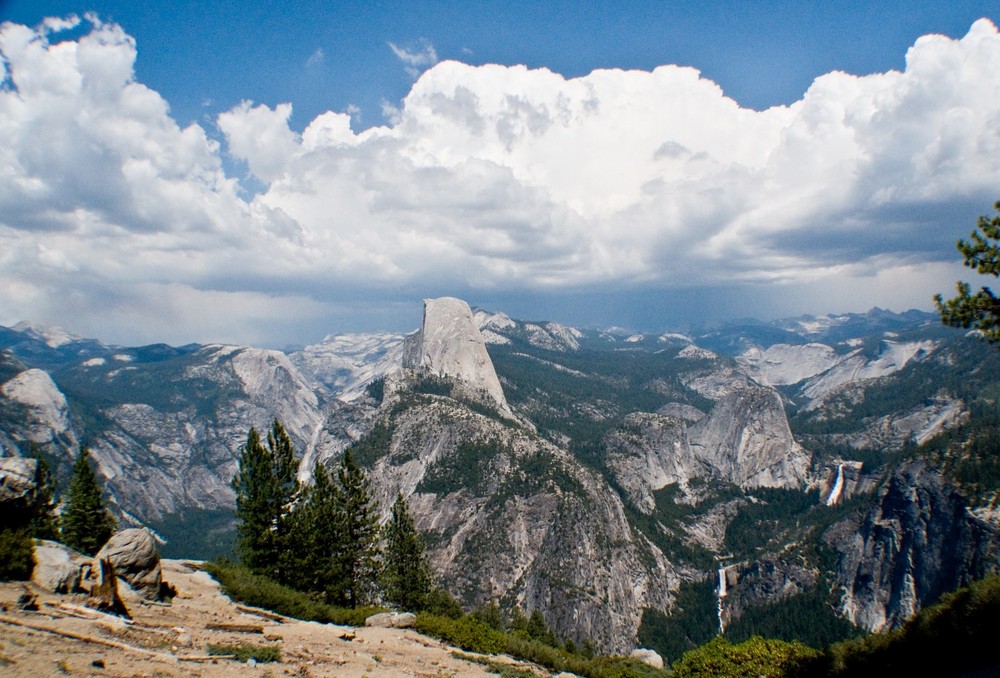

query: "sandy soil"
left=0, top=560, right=537, bottom=677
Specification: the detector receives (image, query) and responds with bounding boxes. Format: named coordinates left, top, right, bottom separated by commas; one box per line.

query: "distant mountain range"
left=2, top=302, right=999, bottom=656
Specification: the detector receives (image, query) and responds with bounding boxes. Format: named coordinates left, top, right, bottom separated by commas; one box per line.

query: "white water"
left=826, top=463, right=845, bottom=506
left=717, top=565, right=730, bottom=635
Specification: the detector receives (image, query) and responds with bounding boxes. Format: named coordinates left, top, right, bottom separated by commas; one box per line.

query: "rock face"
left=720, top=558, right=818, bottom=630
left=688, top=384, right=809, bottom=489
left=363, top=392, right=676, bottom=653
left=95, top=528, right=163, bottom=600
left=32, top=540, right=93, bottom=594
left=402, top=298, right=511, bottom=415
left=604, top=412, right=700, bottom=513
left=605, top=383, right=810, bottom=512
left=0, top=456, right=38, bottom=505
left=828, top=461, right=1000, bottom=632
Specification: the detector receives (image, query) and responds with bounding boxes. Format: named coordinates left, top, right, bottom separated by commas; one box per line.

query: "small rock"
left=630, top=648, right=664, bottom=669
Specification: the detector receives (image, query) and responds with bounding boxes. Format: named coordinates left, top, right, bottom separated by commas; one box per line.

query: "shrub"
left=671, top=635, right=819, bottom=678
left=203, top=559, right=383, bottom=625
left=413, top=613, right=507, bottom=654
left=0, top=528, right=35, bottom=581
left=207, top=643, right=281, bottom=663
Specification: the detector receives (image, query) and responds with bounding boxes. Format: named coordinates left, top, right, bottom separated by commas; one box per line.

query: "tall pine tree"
left=232, top=420, right=299, bottom=580
left=283, top=461, right=340, bottom=595
left=330, top=449, right=380, bottom=608
left=61, top=447, right=115, bottom=556
left=381, top=492, right=432, bottom=611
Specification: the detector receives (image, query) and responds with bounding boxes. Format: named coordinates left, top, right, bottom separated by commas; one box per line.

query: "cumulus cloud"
left=2, top=16, right=1000, bottom=344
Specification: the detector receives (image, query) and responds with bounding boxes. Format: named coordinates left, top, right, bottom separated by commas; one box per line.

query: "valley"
left=3, top=300, right=1000, bottom=660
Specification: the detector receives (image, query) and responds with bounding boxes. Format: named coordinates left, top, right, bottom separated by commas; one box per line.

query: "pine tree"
left=381, top=492, right=432, bottom=611
left=283, top=461, right=340, bottom=595
left=61, top=447, right=115, bottom=555
left=936, top=200, right=1000, bottom=344
left=331, top=449, right=380, bottom=608
left=232, top=420, right=300, bottom=580
left=31, top=454, right=60, bottom=540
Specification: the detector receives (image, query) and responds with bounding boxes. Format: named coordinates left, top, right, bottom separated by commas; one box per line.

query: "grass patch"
left=452, top=652, right=541, bottom=677
left=207, top=643, right=281, bottom=663
left=203, top=559, right=383, bottom=626
left=415, top=613, right=670, bottom=678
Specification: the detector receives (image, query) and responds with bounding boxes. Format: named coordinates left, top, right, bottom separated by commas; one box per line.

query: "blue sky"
left=1, top=2, right=999, bottom=346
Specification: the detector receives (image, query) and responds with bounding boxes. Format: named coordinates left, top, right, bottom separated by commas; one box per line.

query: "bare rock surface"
left=0, top=456, right=37, bottom=504
left=31, top=539, right=92, bottom=594
left=95, top=528, right=163, bottom=600
left=403, top=297, right=511, bottom=414
left=0, top=559, right=528, bottom=677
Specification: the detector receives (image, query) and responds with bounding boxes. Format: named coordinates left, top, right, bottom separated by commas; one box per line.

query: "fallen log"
left=0, top=614, right=230, bottom=663
left=205, top=622, right=264, bottom=633
left=234, top=603, right=287, bottom=622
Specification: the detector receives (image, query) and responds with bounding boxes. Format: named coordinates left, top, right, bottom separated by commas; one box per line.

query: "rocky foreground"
left=0, top=559, right=535, bottom=677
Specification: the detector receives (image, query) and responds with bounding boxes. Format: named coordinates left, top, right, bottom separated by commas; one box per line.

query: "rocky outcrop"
left=32, top=539, right=93, bottom=593
left=827, top=461, right=1000, bottom=632
left=95, top=528, right=163, bottom=600
left=720, top=558, right=818, bottom=629
left=0, top=369, right=74, bottom=445
left=365, top=611, right=416, bottom=628
left=604, top=412, right=700, bottom=512
left=363, top=393, right=676, bottom=653
left=0, top=456, right=38, bottom=506
left=689, top=384, right=810, bottom=489
left=403, top=297, right=511, bottom=414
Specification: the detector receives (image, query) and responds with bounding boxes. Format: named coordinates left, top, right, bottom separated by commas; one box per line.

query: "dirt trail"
left=0, top=560, right=530, bottom=677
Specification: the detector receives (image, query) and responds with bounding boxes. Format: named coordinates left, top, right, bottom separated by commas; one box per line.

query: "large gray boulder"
left=95, top=528, right=162, bottom=600
left=32, top=539, right=93, bottom=593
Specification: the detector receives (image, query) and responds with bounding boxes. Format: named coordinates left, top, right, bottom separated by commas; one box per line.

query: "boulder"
left=32, top=539, right=92, bottom=593
left=630, top=648, right=664, bottom=669
left=95, top=528, right=162, bottom=600
left=364, top=611, right=417, bottom=628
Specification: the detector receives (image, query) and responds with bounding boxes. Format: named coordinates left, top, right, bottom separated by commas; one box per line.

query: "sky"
left=1, top=2, right=999, bottom=347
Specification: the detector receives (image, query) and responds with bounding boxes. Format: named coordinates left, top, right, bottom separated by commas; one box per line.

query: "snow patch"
left=82, top=357, right=106, bottom=367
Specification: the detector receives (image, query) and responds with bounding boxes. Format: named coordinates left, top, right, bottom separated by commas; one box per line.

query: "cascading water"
left=825, top=463, right=845, bottom=507
left=717, top=565, right=730, bottom=635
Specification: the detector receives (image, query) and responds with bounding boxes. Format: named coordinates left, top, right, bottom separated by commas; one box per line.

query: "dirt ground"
left=0, top=560, right=539, bottom=677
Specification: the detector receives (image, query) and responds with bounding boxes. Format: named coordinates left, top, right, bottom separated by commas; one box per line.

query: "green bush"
left=203, top=559, right=382, bottom=626
left=414, top=613, right=508, bottom=654
left=207, top=643, right=281, bottom=663
left=0, top=528, right=35, bottom=581
left=671, top=635, right=819, bottom=678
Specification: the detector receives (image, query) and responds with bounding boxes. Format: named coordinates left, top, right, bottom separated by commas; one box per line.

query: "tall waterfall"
left=717, top=565, right=731, bottom=635
left=825, top=463, right=845, bottom=506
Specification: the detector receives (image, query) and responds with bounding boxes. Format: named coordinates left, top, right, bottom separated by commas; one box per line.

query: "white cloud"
left=388, top=39, right=438, bottom=78
left=2, top=16, right=1000, bottom=344
left=306, top=47, right=324, bottom=67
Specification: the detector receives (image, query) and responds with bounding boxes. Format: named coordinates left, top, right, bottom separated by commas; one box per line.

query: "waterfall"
left=825, top=463, right=845, bottom=506
left=717, top=565, right=730, bottom=635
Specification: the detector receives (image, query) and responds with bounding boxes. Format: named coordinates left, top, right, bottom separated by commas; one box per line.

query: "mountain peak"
left=11, top=321, right=91, bottom=349
left=402, top=297, right=511, bottom=414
